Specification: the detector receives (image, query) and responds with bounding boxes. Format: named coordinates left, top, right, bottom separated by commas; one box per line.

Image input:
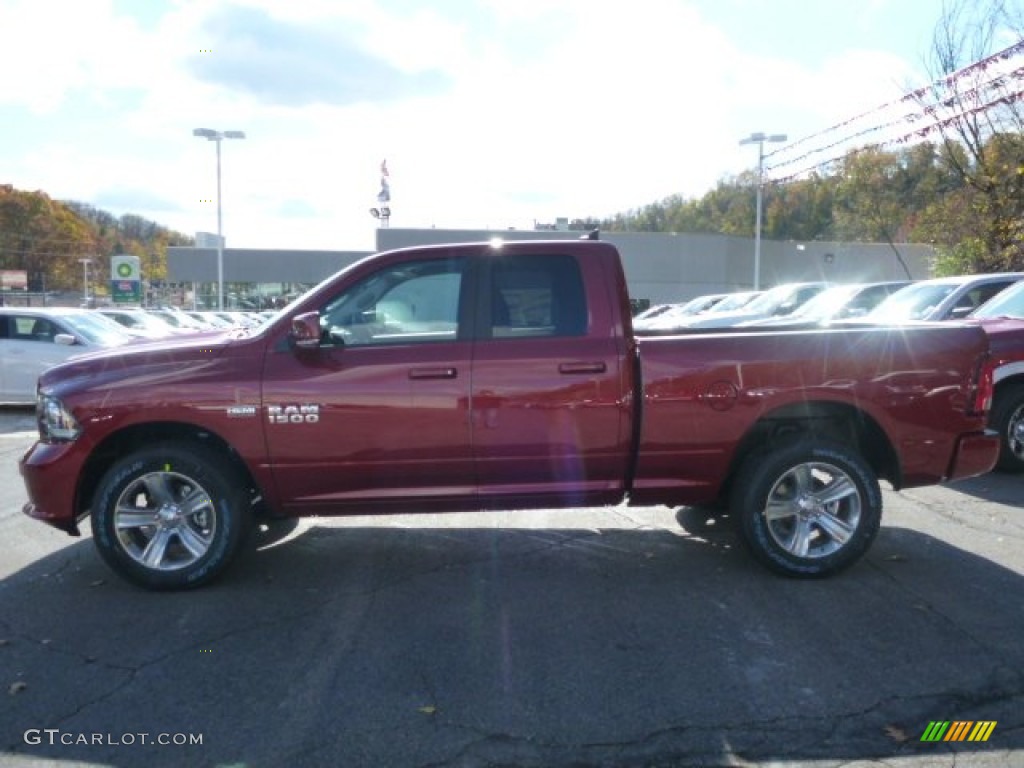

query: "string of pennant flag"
left=763, top=38, right=1024, bottom=183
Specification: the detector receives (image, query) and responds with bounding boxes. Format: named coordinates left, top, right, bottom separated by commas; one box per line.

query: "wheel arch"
left=77, top=422, right=266, bottom=521
left=725, top=400, right=897, bottom=496
left=993, top=362, right=1024, bottom=386
left=993, top=370, right=1024, bottom=398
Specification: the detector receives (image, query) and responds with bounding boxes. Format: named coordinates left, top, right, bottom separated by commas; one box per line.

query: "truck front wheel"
left=91, top=442, right=251, bottom=590
left=731, top=439, right=881, bottom=577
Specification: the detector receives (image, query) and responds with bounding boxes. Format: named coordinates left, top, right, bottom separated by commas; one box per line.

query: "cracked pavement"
left=1, top=407, right=1023, bottom=767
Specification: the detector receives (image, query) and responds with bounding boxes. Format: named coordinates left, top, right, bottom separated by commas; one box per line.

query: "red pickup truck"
left=20, top=239, right=999, bottom=589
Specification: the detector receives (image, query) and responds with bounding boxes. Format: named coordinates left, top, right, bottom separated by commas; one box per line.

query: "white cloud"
left=0, top=0, right=948, bottom=250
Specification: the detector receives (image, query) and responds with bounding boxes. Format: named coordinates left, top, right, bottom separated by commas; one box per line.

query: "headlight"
left=36, top=393, right=81, bottom=443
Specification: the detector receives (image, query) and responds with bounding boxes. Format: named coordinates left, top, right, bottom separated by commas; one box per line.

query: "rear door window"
left=487, top=254, right=588, bottom=339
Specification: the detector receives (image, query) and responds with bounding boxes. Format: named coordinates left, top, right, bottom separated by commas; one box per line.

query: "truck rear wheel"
left=990, top=383, right=1024, bottom=472
left=731, top=439, right=881, bottom=577
left=91, top=442, right=251, bottom=590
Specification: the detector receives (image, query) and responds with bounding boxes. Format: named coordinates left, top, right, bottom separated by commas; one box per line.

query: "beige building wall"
left=169, top=229, right=935, bottom=306
left=376, top=229, right=935, bottom=305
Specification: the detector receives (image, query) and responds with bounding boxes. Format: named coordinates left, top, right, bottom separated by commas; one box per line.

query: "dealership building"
left=166, top=228, right=934, bottom=311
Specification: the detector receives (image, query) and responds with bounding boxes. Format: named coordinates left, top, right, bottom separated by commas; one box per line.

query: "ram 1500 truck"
left=20, top=239, right=999, bottom=589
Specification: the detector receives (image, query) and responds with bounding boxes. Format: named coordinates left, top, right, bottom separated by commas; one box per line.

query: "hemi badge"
left=227, top=405, right=257, bottom=418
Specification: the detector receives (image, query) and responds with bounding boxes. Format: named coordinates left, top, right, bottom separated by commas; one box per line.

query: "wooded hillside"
left=570, top=133, right=1023, bottom=276
left=0, top=185, right=192, bottom=293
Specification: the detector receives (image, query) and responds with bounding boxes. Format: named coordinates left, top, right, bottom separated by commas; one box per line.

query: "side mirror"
left=54, top=333, right=77, bottom=346
left=290, top=311, right=321, bottom=350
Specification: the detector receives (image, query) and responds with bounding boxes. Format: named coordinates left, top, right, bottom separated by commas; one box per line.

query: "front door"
left=262, top=253, right=475, bottom=514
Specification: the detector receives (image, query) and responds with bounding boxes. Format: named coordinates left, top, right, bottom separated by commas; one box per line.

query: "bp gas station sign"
left=110, top=254, right=142, bottom=304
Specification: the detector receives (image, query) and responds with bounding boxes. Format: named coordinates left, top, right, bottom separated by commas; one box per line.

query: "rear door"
left=470, top=249, right=632, bottom=506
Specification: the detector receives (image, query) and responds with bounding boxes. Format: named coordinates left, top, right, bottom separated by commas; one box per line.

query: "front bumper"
left=19, top=440, right=90, bottom=536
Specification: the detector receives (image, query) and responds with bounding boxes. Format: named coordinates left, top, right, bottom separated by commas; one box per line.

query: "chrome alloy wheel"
left=762, top=461, right=861, bottom=560
left=113, top=471, right=217, bottom=572
left=1006, top=403, right=1024, bottom=463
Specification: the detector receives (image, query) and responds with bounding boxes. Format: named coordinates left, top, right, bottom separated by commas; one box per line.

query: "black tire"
left=91, top=442, right=251, bottom=590
left=990, top=383, right=1024, bottom=473
left=731, top=438, right=882, bottom=577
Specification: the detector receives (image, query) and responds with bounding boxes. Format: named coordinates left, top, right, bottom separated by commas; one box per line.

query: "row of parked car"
left=0, top=305, right=274, bottom=405
left=9, top=274, right=1024, bottom=474
left=634, top=272, right=1024, bottom=331
left=634, top=271, right=1024, bottom=474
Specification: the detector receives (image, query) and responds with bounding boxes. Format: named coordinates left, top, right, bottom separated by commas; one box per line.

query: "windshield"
left=63, top=312, right=136, bottom=346
left=134, top=312, right=176, bottom=332
left=972, top=281, right=1024, bottom=319
left=713, top=292, right=760, bottom=312
left=743, top=284, right=799, bottom=313
left=867, top=282, right=958, bottom=321
left=678, top=294, right=724, bottom=314
left=788, top=285, right=862, bottom=320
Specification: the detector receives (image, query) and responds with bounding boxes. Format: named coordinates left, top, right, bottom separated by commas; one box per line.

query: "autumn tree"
left=0, top=188, right=191, bottom=294
left=0, top=186, right=97, bottom=291
left=912, top=0, right=1024, bottom=270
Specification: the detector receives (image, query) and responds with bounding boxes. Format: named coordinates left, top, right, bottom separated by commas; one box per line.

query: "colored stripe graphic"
left=968, top=721, right=997, bottom=742
left=921, top=721, right=950, bottom=741
left=920, top=720, right=997, bottom=742
left=945, top=721, right=973, bottom=741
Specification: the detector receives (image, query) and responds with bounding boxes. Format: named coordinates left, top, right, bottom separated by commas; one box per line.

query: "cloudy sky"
left=0, top=0, right=974, bottom=251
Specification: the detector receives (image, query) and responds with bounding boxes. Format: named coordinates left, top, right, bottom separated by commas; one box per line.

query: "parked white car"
left=98, top=308, right=180, bottom=339
left=864, top=272, right=1024, bottom=322
left=145, top=308, right=211, bottom=334
left=739, top=281, right=912, bottom=327
left=0, top=307, right=136, bottom=404
left=633, top=293, right=728, bottom=331
left=648, top=283, right=827, bottom=330
left=637, top=291, right=763, bottom=332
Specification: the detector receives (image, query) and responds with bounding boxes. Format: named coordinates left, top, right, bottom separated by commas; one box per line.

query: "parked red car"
left=969, top=282, right=1024, bottom=471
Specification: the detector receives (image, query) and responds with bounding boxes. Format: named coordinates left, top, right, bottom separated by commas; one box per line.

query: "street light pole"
left=77, top=258, right=91, bottom=305
left=193, top=128, right=245, bottom=310
left=739, top=131, right=787, bottom=291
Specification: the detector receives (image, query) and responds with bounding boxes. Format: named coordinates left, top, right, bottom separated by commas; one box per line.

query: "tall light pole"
left=78, top=258, right=92, bottom=305
left=193, top=128, right=245, bottom=310
left=739, top=131, right=787, bottom=290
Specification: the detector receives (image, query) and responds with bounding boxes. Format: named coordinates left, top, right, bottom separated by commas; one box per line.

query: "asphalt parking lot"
left=1, top=406, right=1022, bottom=768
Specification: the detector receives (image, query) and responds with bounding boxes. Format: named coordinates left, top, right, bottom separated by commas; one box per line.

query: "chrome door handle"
left=558, top=362, right=607, bottom=375
left=408, top=367, right=457, bottom=380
